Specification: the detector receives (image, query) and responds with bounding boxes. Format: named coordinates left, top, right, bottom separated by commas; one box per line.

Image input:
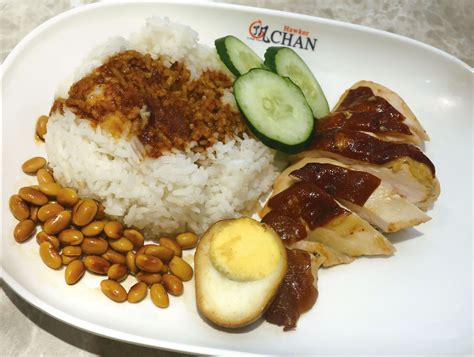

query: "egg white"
left=194, top=219, right=287, bottom=328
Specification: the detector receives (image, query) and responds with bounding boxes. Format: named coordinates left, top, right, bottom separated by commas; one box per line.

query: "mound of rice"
left=46, top=18, right=278, bottom=235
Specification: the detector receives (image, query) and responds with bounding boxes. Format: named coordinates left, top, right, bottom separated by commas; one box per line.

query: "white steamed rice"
left=46, top=17, right=278, bottom=236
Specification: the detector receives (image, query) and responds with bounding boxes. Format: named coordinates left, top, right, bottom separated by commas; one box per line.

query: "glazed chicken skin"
left=295, top=128, right=440, bottom=210
left=261, top=180, right=395, bottom=259
left=292, top=81, right=440, bottom=210
left=274, top=157, right=431, bottom=233
left=265, top=249, right=323, bottom=331
left=328, top=80, right=429, bottom=146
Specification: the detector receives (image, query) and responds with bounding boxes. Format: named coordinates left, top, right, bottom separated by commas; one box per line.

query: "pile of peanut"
left=10, top=156, right=197, bottom=308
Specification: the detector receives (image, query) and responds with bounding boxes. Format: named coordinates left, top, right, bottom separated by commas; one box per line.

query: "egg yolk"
left=209, top=218, right=281, bottom=282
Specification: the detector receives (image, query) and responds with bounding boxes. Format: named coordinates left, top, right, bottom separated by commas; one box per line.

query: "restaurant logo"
left=247, top=19, right=318, bottom=51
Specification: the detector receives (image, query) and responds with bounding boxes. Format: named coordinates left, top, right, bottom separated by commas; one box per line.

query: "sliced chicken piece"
left=289, top=240, right=354, bottom=267
left=341, top=184, right=431, bottom=232
left=275, top=157, right=431, bottom=232
left=293, top=129, right=440, bottom=210
left=306, top=213, right=395, bottom=257
left=330, top=80, right=429, bottom=145
left=316, top=111, right=419, bottom=146
left=261, top=181, right=395, bottom=258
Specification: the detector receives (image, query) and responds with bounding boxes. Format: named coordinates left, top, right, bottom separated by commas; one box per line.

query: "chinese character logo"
left=248, top=19, right=268, bottom=40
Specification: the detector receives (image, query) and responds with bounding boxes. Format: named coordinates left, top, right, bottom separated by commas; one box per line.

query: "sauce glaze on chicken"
left=291, top=162, right=381, bottom=206
left=316, top=86, right=412, bottom=135
left=265, top=249, right=317, bottom=331
left=312, top=129, right=436, bottom=176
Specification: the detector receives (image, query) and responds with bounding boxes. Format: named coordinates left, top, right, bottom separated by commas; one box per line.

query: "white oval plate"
left=2, top=1, right=472, bottom=355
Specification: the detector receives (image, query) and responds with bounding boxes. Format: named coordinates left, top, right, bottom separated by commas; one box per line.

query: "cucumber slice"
left=264, top=47, right=329, bottom=119
left=234, top=68, right=314, bottom=154
left=215, top=35, right=263, bottom=77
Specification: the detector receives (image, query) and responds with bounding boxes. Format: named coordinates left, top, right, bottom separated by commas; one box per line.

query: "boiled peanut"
left=162, top=264, right=168, bottom=274
left=150, top=283, right=169, bottom=308
left=109, top=237, right=133, bottom=253
left=169, top=256, right=193, bottom=282
left=123, top=229, right=144, bottom=248
left=81, top=220, right=105, bottom=237
left=36, top=115, right=49, bottom=140
left=104, top=221, right=123, bottom=239
left=63, top=245, right=82, bottom=257
left=57, top=188, right=79, bottom=207
left=43, top=210, right=72, bottom=235
left=136, top=272, right=162, bottom=285
left=136, top=245, right=146, bottom=256
left=81, top=237, right=108, bottom=255
left=29, top=206, right=39, bottom=223
left=36, top=231, right=60, bottom=250
left=72, top=199, right=97, bottom=226
left=127, top=282, right=147, bottom=303
left=61, top=254, right=77, bottom=265
left=135, top=254, right=163, bottom=273
left=107, top=263, right=128, bottom=281
left=95, top=201, right=106, bottom=219
left=37, top=202, right=64, bottom=222
left=65, top=259, right=85, bottom=285
left=13, top=219, right=36, bottom=243
left=100, top=279, right=126, bottom=302
left=36, top=168, right=54, bottom=184
left=159, top=237, right=182, bottom=257
left=9, top=195, right=30, bottom=221
left=144, top=245, right=174, bottom=263
left=72, top=199, right=83, bottom=216
left=83, top=255, right=110, bottom=275
left=38, top=182, right=61, bottom=198
left=21, top=157, right=46, bottom=174
left=126, top=251, right=138, bottom=275
left=59, top=229, right=84, bottom=246
left=18, top=187, right=48, bottom=206
left=162, top=274, right=183, bottom=296
left=39, top=241, right=62, bottom=269
left=101, top=249, right=126, bottom=264
left=176, top=232, right=199, bottom=249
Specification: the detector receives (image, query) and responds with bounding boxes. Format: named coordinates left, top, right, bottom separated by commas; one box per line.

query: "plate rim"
left=2, top=271, right=246, bottom=355
left=1, top=1, right=472, bottom=355
left=1, top=0, right=472, bottom=74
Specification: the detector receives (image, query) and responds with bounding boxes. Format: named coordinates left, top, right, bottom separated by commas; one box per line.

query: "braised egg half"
left=194, top=217, right=287, bottom=328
